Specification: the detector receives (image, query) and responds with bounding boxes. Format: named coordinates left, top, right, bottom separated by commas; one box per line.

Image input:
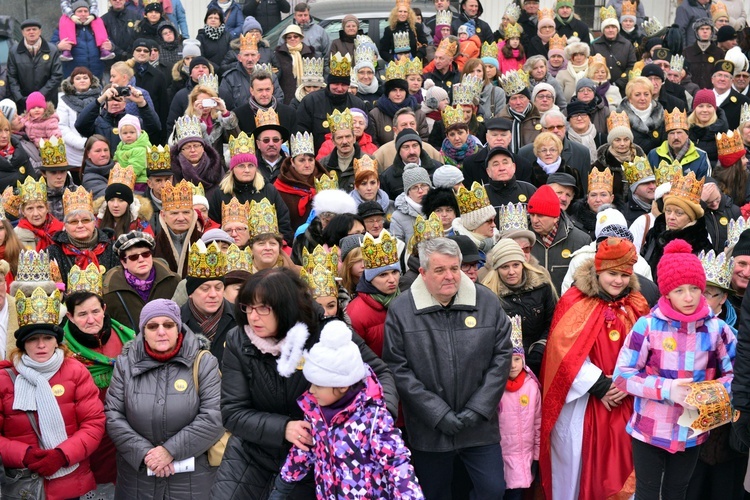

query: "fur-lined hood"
left=572, top=258, right=640, bottom=298
left=61, top=75, right=102, bottom=96
left=93, top=194, right=154, bottom=222
left=493, top=263, right=554, bottom=298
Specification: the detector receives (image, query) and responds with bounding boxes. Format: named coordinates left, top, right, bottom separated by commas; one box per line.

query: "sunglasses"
left=260, top=137, right=282, bottom=144
left=123, top=250, right=152, bottom=262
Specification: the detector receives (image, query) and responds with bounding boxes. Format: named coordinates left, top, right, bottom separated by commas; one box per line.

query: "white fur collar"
left=410, top=272, right=477, bottom=311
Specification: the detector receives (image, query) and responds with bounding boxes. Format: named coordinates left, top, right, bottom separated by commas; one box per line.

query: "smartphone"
left=202, top=98, right=217, bottom=108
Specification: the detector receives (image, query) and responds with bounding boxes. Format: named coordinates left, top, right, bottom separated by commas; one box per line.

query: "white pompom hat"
left=302, top=320, right=366, bottom=387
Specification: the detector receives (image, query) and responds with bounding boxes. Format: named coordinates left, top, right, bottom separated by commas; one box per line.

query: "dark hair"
left=119, top=241, right=152, bottom=260
left=412, top=7, right=422, bottom=17
left=501, top=38, right=526, bottom=60
left=65, top=292, right=105, bottom=315
left=322, top=214, right=365, bottom=247
left=204, top=8, right=224, bottom=24
left=249, top=69, right=273, bottom=88
left=294, top=2, right=310, bottom=13
left=70, top=66, right=95, bottom=84
left=81, top=134, right=111, bottom=172
left=101, top=201, right=135, bottom=241
left=236, top=267, right=319, bottom=339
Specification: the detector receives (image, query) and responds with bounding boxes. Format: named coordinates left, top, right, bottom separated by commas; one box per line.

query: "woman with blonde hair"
left=338, top=235, right=365, bottom=297
left=380, top=2, right=428, bottom=61
left=530, top=132, right=583, bottom=191
left=616, top=77, right=665, bottom=154
left=0, top=216, right=23, bottom=286
left=109, top=61, right=154, bottom=116
left=182, top=84, right=238, bottom=164
left=687, top=89, right=728, bottom=166
left=586, top=60, right=622, bottom=110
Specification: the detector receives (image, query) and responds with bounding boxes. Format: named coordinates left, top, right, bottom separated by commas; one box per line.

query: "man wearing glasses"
left=250, top=107, right=290, bottom=184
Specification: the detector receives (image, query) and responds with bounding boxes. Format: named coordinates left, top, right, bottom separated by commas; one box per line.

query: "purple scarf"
left=595, top=82, right=610, bottom=101
left=125, top=267, right=156, bottom=303
left=175, top=148, right=222, bottom=190
left=441, top=134, right=482, bottom=165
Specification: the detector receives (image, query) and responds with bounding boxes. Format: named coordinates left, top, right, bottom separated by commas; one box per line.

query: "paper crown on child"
left=510, top=315, right=524, bottom=355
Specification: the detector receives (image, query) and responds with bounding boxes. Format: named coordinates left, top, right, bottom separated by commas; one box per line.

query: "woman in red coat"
left=0, top=307, right=105, bottom=500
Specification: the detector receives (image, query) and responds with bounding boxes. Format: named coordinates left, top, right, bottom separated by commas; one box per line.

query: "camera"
left=116, top=87, right=131, bottom=97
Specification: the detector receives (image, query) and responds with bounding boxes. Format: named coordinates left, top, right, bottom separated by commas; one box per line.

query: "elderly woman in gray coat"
left=105, top=299, right=224, bottom=500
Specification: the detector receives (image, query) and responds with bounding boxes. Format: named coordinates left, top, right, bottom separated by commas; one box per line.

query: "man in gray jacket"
left=383, top=237, right=512, bottom=499
left=277, top=3, right=331, bottom=71
left=675, top=0, right=713, bottom=48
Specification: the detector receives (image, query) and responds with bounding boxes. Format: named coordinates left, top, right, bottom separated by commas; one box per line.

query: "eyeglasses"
left=134, top=48, right=150, bottom=53
left=66, top=218, right=93, bottom=226
left=123, top=250, right=152, bottom=262
left=286, top=34, right=302, bottom=39
left=545, top=125, right=566, bottom=131
left=225, top=227, right=248, bottom=234
left=260, top=137, right=282, bottom=144
left=318, top=211, right=335, bottom=221
left=539, top=148, right=559, bottom=155
left=145, top=321, right=177, bottom=331
left=364, top=218, right=385, bottom=226
left=703, top=291, right=722, bottom=299
left=239, top=303, right=273, bottom=315
left=737, top=74, right=750, bottom=79
left=536, top=93, right=553, bottom=100
left=181, top=143, right=204, bottom=152
left=461, top=263, right=478, bottom=272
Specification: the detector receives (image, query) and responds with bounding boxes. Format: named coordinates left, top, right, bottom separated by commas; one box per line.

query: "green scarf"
left=63, top=318, right=136, bottom=388
left=371, top=289, right=401, bottom=308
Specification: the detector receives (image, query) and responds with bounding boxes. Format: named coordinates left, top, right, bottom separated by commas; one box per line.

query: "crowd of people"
left=2, top=0, right=750, bottom=498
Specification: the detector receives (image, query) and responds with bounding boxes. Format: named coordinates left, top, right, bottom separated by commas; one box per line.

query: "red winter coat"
left=347, top=293, right=388, bottom=357
left=0, top=357, right=106, bottom=500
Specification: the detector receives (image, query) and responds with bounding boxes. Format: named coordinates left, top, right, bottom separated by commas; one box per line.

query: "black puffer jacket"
left=101, top=7, right=140, bottom=62
left=704, top=193, right=742, bottom=253
left=293, top=88, right=373, bottom=151
left=75, top=99, right=162, bottom=151
left=641, top=214, right=714, bottom=283
left=0, top=135, right=32, bottom=193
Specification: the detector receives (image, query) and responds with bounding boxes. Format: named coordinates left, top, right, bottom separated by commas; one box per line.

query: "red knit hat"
left=595, top=237, right=637, bottom=275
left=692, top=89, right=716, bottom=110
left=527, top=185, right=561, bottom=218
left=657, top=239, right=706, bottom=295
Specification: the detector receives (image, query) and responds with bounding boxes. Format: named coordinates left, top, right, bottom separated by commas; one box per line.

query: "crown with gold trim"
left=161, top=179, right=194, bottom=212
left=395, top=0, right=410, bottom=8
left=717, top=129, right=745, bottom=158
left=16, top=249, right=52, bottom=283
left=302, top=57, right=325, bottom=84
left=451, top=83, right=476, bottom=106
left=682, top=380, right=732, bottom=433
left=330, top=52, right=352, bottom=78
left=3, top=186, right=20, bottom=218
left=504, top=23, right=522, bottom=40
left=39, top=136, right=68, bottom=169
left=600, top=5, right=617, bottom=21
left=147, top=145, right=171, bottom=174
left=225, top=243, right=252, bottom=272
left=461, top=74, right=483, bottom=99
left=441, top=104, right=465, bottom=129
left=406, top=57, right=422, bottom=76
left=222, top=197, right=250, bottom=226
left=15, top=287, right=61, bottom=327
left=393, top=31, right=411, bottom=53
left=229, top=131, right=255, bottom=157
left=588, top=167, right=614, bottom=193
left=385, top=58, right=408, bottom=81
left=18, top=176, right=47, bottom=205
left=326, top=108, right=353, bottom=134
left=435, top=9, right=453, bottom=26
left=655, top=159, right=683, bottom=186
left=190, top=182, right=205, bottom=197
left=480, top=41, right=498, bottom=59
left=498, top=69, right=529, bottom=96
left=361, top=230, right=399, bottom=269
left=643, top=17, right=664, bottom=38
left=664, top=107, right=689, bottom=132
left=248, top=198, right=279, bottom=239
left=711, top=1, right=729, bottom=20
left=197, top=74, right=219, bottom=94
left=623, top=156, right=655, bottom=185
left=255, top=108, right=280, bottom=128
left=354, top=43, right=376, bottom=66
left=409, top=212, right=444, bottom=254
left=589, top=53, right=607, bottom=66
left=548, top=34, right=567, bottom=52
left=538, top=8, right=555, bottom=20
left=315, top=171, right=339, bottom=192
left=354, top=156, right=378, bottom=175
left=670, top=54, right=685, bottom=73
left=455, top=182, right=492, bottom=215
left=291, top=131, right=315, bottom=158
left=728, top=216, right=750, bottom=248
left=174, top=115, right=203, bottom=143
left=107, top=164, right=136, bottom=190
left=628, top=67, right=642, bottom=80
left=436, top=36, right=458, bottom=57
left=187, top=240, right=228, bottom=279
left=607, top=111, right=630, bottom=132
left=239, top=32, right=259, bottom=52
left=300, top=245, right=339, bottom=298
left=667, top=170, right=704, bottom=205
left=510, top=315, right=523, bottom=354
left=505, top=2, right=522, bottom=22
left=621, top=0, right=637, bottom=17
left=62, top=186, right=93, bottom=216
left=699, top=249, right=734, bottom=290
left=67, top=263, right=103, bottom=296
left=498, top=203, right=531, bottom=235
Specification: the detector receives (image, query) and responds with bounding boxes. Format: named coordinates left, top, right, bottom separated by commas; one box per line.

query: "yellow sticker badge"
left=720, top=217, right=728, bottom=226
left=652, top=130, right=659, bottom=138
left=465, top=316, right=477, bottom=328
left=322, top=120, right=329, bottom=128
left=518, top=194, right=527, bottom=202
left=609, top=330, right=620, bottom=342
left=662, top=337, right=677, bottom=352
left=520, top=395, right=529, bottom=406
left=534, top=124, right=542, bottom=130
left=43, top=54, right=49, bottom=61
left=561, top=249, right=571, bottom=258
left=52, top=384, right=65, bottom=397
left=384, top=125, right=392, bottom=132
left=174, top=379, right=188, bottom=392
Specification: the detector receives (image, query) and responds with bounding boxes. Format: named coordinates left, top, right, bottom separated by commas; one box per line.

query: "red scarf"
left=17, top=215, right=64, bottom=251
left=144, top=333, right=184, bottom=362
left=505, top=369, right=526, bottom=392
left=0, top=144, right=15, bottom=157
left=61, top=237, right=109, bottom=270
left=274, top=179, right=316, bottom=217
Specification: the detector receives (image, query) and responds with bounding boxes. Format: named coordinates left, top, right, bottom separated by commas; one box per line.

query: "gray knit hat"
left=339, top=234, right=364, bottom=260
left=139, top=299, right=182, bottom=334
left=433, top=165, right=464, bottom=189
left=182, top=39, right=202, bottom=58
left=402, top=163, right=432, bottom=194
left=395, top=129, right=422, bottom=151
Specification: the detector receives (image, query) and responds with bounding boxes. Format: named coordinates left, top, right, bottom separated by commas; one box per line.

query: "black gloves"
left=457, top=408, right=483, bottom=428
left=436, top=411, right=465, bottom=436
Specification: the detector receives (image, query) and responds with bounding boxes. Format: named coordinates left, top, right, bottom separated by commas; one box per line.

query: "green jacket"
left=113, top=130, right=151, bottom=183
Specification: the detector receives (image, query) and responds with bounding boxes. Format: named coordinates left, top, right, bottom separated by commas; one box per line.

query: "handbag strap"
left=192, top=350, right=208, bottom=394
left=4, top=368, right=42, bottom=443
left=116, top=291, right=139, bottom=333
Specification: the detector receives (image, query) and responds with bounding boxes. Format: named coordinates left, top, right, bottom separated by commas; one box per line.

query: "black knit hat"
left=15, top=324, right=64, bottom=350
left=105, top=183, right=134, bottom=205
left=144, top=1, right=163, bottom=13
left=734, top=231, right=750, bottom=257
left=189, top=56, right=213, bottom=74
left=422, top=187, right=460, bottom=219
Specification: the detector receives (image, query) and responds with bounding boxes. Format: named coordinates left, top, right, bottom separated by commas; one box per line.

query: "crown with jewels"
left=667, top=170, right=704, bottom=205
left=505, top=2, right=522, bottom=21
left=664, top=107, right=689, bottom=132
left=16, top=249, right=52, bottom=282
left=498, top=203, right=531, bottom=234
left=385, top=58, right=408, bottom=81
left=302, top=57, right=325, bottom=83
left=406, top=57, right=423, bottom=76
left=628, top=67, right=642, bottom=80
left=67, top=263, right=102, bottom=296
left=229, top=131, right=255, bottom=157
left=197, top=74, right=219, bottom=94
left=62, top=186, right=93, bottom=216
left=361, top=230, right=399, bottom=269
left=670, top=54, right=685, bottom=73
left=717, top=129, right=745, bottom=158
left=330, top=52, right=352, bottom=78
left=480, top=41, right=499, bottom=59
left=589, top=53, right=607, bottom=66
left=161, top=179, right=194, bottom=212
left=222, top=197, right=250, bottom=226
left=621, top=0, right=637, bottom=17
left=504, top=23, right=522, bottom=40
left=147, top=145, right=171, bottom=174
left=683, top=380, right=732, bottom=433
left=711, top=1, right=729, bottom=19
left=18, top=176, right=47, bottom=205
left=15, top=287, right=62, bottom=328
left=643, top=17, right=664, bottom=38
left=455, top=182, right=492, bottom=215
left=437, top=37, right=458, bottom=57
left=498, top=69, right=529, bottom=97
left=393, top=31, right=411, bottom=53
left=607, top=111, right=630, bottom=132
left=3, top=186, right=20, bottom=218
left=589, top=167, right=614, bottom=193
left=548, top=34, right=567, bottom=52
left=300, top=245, right=339, bottom=298
left=290, top=131, right=315, bottom=158
left=435, top=9, right=453, bottom=26
left=354, top=43, right=376, bottom=66
left=510, top=315, right=524, bottom=354
left=740, top=103, right=750, bottom=127
left=174, top=115, right=203, bottom=143
left=655, top=159, right=683, bottom=186
left=538, top=8, right=555, bottom=20
left=623, top=156, right=655, bottom=185
left=699, top=249, right=734, bottom=290
left=225, top=243, right=252, bottom=272
left=254, top=63, right=273, bottom=75
left=248, top=198, right=279, bottom=239
left=409, top=212, right=444, bottom=254
left=451, top=83, right=476, bottom=106
left=39, top=136, right=68, bottom=169
left=108, top=164, right=136, bottom=190
left=354, top=155, right=378, bottom=175
left=315, top=171, right=339, bottom=192
left=187, top=240, right=228, bottom=279
left=461, top=74, right=483, bottom=98
left=441, top=104, right=466, bottom=129
left=600, top=5, right=617, bottom=21
left=327, top=108, right=353, bottom=134
left=239, top=32, right=259, bottom=52
left=395, top=0, right=410, bottom=8
left=255, top=108, right=281, bottom=128
left=728, top=216, right=750, bottom=248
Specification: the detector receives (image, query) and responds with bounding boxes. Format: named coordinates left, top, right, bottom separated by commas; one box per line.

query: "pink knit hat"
left=657, top=239, right=706, bottom=295
left=230, top=153, right=258, bottom=170
left=25, top=91, right=46, bottom=110
left=692, top=89, right=716, bottom=110
left=117, top=114, right=142, bottom=137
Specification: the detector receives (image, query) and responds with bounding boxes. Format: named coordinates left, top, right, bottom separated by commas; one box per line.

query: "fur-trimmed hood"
left=572, top=258, right=640, bottom=298
left=493, top=262, right=554, bottom=298
left=93, top=194, right=154, bottom=222
left=61, top=75, right=102, bottom=96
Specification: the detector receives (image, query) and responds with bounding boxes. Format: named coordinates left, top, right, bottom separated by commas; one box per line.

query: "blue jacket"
left=51, top=26, right=104, bottom=80
left=166, top=0, right=190, bottom=38
left=647, top=140, right=710, bottom=180
left=206, top=0, right=245, bottom=40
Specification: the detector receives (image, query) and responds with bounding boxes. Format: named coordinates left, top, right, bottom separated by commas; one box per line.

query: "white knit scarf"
left=567, top=123, right=598, bottom=162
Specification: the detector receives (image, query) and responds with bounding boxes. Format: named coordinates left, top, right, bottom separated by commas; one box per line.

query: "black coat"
left=46, top=229, right=118, bottom=286
left=319, top=144, right=362, bottom=193
left=590, top=34, right=636, bottom=93
left=450, top=11, right=494, bottom=45
left=718, top=89, right=750, bottom=130
left=622, top=193, right=650, bottom=226
left=180, top=299, right=235, bottom=366
left=485, top=178, right=537, bottom=226
left=423, top=64, right=461, bottom=104
left=196, top=28, right=232, bottom=72
left=704, top=194, right=742, bottom=252
left=731, top=290, right=750, bottom=445
left=7, top=38, right=63, bottom=112
left=661, top=80, right=689, bottom=111
left=0, top=135, right=32, bottom=194
left=380, top=149, right=440, bottom=200
left=463, top=147, right=534, bottom=187
left=684, top=43, right=725, bottom=91
left=380, top=22, right=428, bottom=61
left=555, top=17, right=590, bottom=44
left=243, top=0, right=291, bottom=35
left=689, top=109, right=729, bottom=165
left=101, top=7, right=140, bottom=62
left=642, top=214, right=714, bottom=282
left=274, top=43, right=315, bottom=105
left=133, top=63, right=170, bottom=142
left=524, top=36, right=548, bottom=58
left=294, top=88, right=374, bottom=151
left=530, top=160, right=584, bottom=201
left=75, top=99, right=162, bottom=151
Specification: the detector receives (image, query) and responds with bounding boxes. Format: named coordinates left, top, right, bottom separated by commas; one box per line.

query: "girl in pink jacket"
left=498, top=315, right=541, bottom=498
left=19, top=92, right=61, bottom=145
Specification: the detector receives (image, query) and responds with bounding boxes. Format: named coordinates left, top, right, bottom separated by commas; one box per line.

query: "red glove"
left=27, top=449, right=68, bottom=476
left=22, top=447, right=44, bottom=467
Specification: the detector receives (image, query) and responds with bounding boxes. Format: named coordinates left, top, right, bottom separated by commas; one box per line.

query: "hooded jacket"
left=675, top=0, right=713, bottom=47
left=58, top=77, right=102, bottom=167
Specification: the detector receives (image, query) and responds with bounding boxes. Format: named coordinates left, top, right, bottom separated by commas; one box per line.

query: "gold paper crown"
left=222, top=197, right=250, bottom=226
left=742, top=103, right=750, bottom=126
left=505, top=2, right=522, bottom=21
left=327, top=108, right=353, bottom=134
left=409, top=212, right=444, bottom=254
left=39, top=136, right=68, bottom=169
left=18, top=176, right=47, bottom=205
left=667, top=170, right=704, bottom=205
left=330, top=52, right=352, bottom=77
left=197, top=74, right=219, bottom=94
left=2, top=186, right=20, bottom=218
left=147, top=144, right=171, bottom=173
left=588, top=167, right=614, bottom=193
left=504, top=23, right=522, bottom=40
left=225, top=243, right=252, bottom=272
left=451, top=83, right=476, bottom=106
left=174, top=115, right=203, bottom=143
left=643, top=17, right=664, bottom=38
left=361, top=230, right=399, bottom=269
left=393, top=31, right=411, bottom=53
left=498, top=202, right=531, bottom=235
left=480, top=41, right=499, bottom=59
left=385, top=59, right=408, bottom=81
left=699, top=249, right=734, bottom=290
left=498, top=70, right=529, bottom=96
left=628, top=68, right=642, bottom=80
left=589, top=53, right=607, bottom=66
left=717, top=129, right=745, bottom=157
left=670, top=54, right=685, bottom=73
left=291, top=131, right=315, bottom=158
left=728, top=216, right=750, bottom=248
left=67, top=263, right=103, bottom=296
left=441, top=104, right=465, bottom=129
left=229, top=131, right=256, bottom=157
left=239, top=32, right=259, bottom=52
left=161, top=179, right=194, bottom=212
left=108, top=164, right=136, bottom=190
left=664, top=107, right=689, bottom=132
left=655, top=159, right=683, bottom=186
left=435, top=10, right=453, bottom=26
left=510, top=315, right=523, bottom=352
left=300, top=245, right=339, bottom=298
left=248, top=198, right=279, bottom=239
left=187, top=240, right=228, bottom=279
left=538, top=8, right=555, bottom=20
left=406, top=57, right=422, bottom=76
left=255, top=108, right=281, bottom=128
left=354, top=156, right=378, bottom=175
left=711, top=1, right=729, bottom=20
left=621, top=0, right=637, bottom=17
left=683, top=381, right=732, bottom=433
left=437, top=37, right=458, bottom=57
left=548, top=34, right=567, bottom=52
left=461, top=74, right=483, bottom=98
left=16, top=249, right=52, bottom=282
left=600, top=5, right=617, bottom=21
left=190, top=182, right=205, bottom=197
left=455, top=182, right=492, bottom=215
left=395, top=0, right=410, bottom=8
left=302, top=57, right=325, bottom=82
left=623, top=156, right=655, bottom=185
left=315, top=171, right=339, bottom=192
left=15, top=287, right=61, bottom=328
left=62, top=186, right=93, bottom=216
left=607, top=111, right=630, bottom=132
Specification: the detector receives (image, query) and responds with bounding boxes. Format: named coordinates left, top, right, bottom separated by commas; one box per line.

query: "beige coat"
left=372, top=140, right=444, bottom=173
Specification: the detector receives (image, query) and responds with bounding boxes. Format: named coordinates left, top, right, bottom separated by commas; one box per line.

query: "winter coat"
left=180, top=299, right=235, bottom=367
left=0, top=135, right=32, bottom=193
left=617, top=100, right=666, bottom=155
left=196, top=28, right=231, bottom=70
left=329, top=30, right=361, bottom=60
left=105, top=328, right=224, bottom=499
left=316, top=131, right=378, bottom=160
left=273, top=156, right=328, bottom=230
left=555, top=16, right=590, bottom=44
left=647, top=140, right=711, bottom=180
left=81, top=159, right=114, bottom=199
left=380, top=150, right=440, bottom=201
left=220, top=37, right=275, bottom=76
left=450, top=9, right=494, bottom=45
left=114, top=130, right=151, bottom=183
left=235, top=100, right=296, bottom=141
left=275, top=43, right=316, bottom=105
left=428, top=117, right=486, bottom=152
left=133, top=64, right=170, bottom=141
left=497, top=104, right=542, bottom=151
left=101, top=7, right=140, bottom=62
left=319, top=147, right=362, bottom=193
left=244, top=0, right=291, bottom=35
left=50, top=25, right=103, bottom=80
left=279, top=367, right=422, bottom=499
left=422, top=63, right=461, bottom=103
left=529, top=159, right=585, bottom=200
left=530, top=214, right=592, bottom=295
left=211, top=319, right=398, bottom=499
left=0, top=357, right=105, bottom=500
left=372, top=139, right=444, bottom=173
left=569, top=95, right=610, bottom=134
left=675, top=0, right=713, bottom=48
left=46, top=229, right=118, bottom=286
left=380, top=21, right=428, bottom=61
left=58, top=78, right=101, bottom=167
left=689, top=112, right=729, bottom=165
left=389, top=192, right=422, bottom=245
left=556, top=64, right=590, bottom=103
left=347, top=293, right=389, bottom=357
left=463, top=146, right=535, bottom=187
left=703, top=195, right=741, bottom=252
left=591, top=143, right=646, bottom=201
left=369, top=106, right=430, bottom=146
left=591, top=34, right=636, bottom=93
left=485, top=177, right=537, bottom=225
left=276, top=20, right=331, bottom=62
left=294, top=88, right=372, bottom=151
left=641, top=214, right=714, bottom=283
left=7, top=37, right=63, bottom=111
left=75, top=99, right=161, bottom=152
left=102, top=259, right=181, bottom=333
left=498, top=371, right=541, bottom=490
left=206, top=0, right=244, bottom=39
left=218, top=61, right=285, bottom=112
left=525, top=36, right=549, bottom=59
left=19, top=104, right=61, bottom=144
left=684, top=43, right=726, bottom=91
left=718, top=89, right=750, bottom=131
left=383, top=272, right=513, bottom=452
left=479, top=83, right=507, bottom=119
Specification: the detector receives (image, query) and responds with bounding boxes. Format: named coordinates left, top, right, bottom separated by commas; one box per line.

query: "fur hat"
left=422, top=187, right=460, bottom=219
left=657, top=239, right=706, bottom=295
left=564, top=39, right=590, bottom=62
left=139, top=299, right=181, bottom=334
left=312, top=189, right=358, bottom=215
left=595, top=237, right=637, bottom=275
left=302, top=320, right=366, bottom=388
left=527, top=185, right=561, bottom=218
left=402, top=163, right=432, bottom=194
